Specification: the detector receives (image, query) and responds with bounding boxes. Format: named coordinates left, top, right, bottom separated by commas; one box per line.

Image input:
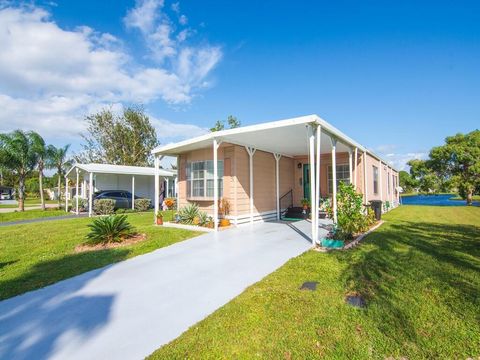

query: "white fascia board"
left=151, top=114, right=316, bottom=155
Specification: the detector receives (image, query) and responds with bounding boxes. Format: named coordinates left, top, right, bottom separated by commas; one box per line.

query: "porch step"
left=283, top=207, right=309, bottom=220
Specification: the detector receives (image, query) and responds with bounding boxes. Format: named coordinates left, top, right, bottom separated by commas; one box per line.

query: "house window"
left=373, top=166, right=379, bottom=194
left=186, top=160, right=223, bottom=198
left=328, top=164, right=350, bottom=193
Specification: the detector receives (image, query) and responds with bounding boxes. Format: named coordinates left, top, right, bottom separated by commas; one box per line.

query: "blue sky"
left=0, top=0, right=479, bottom=169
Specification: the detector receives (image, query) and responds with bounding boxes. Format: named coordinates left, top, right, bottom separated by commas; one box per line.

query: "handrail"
left=279, top=189, right=293, bottom=212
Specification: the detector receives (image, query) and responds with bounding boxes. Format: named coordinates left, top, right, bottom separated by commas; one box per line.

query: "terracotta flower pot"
left=156, top=217, right=163, bottom=225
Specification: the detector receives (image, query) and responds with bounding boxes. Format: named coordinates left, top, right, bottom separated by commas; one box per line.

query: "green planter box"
left=321, top=238, right=345, bottom=248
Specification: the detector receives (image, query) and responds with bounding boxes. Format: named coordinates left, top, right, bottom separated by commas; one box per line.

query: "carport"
left=65, top=163, right=176, bottom=216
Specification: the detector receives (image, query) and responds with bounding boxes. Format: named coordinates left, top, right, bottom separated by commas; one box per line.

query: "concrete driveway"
left=0, top=220, right=325, bottom=360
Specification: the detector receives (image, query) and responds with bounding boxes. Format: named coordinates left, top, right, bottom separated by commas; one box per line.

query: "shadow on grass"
left=0, top=248, right=132, bottom=301
left=0, top=252, right=127, bottom=359
left=333, top=220, right=480, bottom=350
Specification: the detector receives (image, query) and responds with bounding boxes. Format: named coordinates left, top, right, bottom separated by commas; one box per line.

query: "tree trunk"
left=39, top=167, right=45, bottom=211
left=19, top=176, right=25, bottom=212
left=466, top=190, right=473, bottom=206
left=57, top=172, right=61, bottom=208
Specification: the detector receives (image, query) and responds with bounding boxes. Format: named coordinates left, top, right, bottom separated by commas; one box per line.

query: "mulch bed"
left=75, top=233, right=147, bottom=253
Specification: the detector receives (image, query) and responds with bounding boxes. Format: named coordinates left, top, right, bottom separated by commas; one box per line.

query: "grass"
left=0, top=211, right=201, bottom=300
left=449, top=195, right=480, bottom=201
left=0, top=198, right=59, bottom=209
left=150, top=206, right=480, bottom=359
left=0, top=208, right=68, bottom=223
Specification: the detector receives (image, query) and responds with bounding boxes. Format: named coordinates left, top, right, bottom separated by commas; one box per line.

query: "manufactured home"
left=152, top=115, right=399, bottom=243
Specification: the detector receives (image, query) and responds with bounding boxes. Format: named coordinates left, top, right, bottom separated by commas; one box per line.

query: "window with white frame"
left=186, top=160, right=223, bottom=198
left=328, top=164, right=350, bottom=193
left=373, top=165, right=379, bottom=194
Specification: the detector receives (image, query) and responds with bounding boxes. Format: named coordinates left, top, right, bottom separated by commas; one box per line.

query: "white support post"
left=213, top=139, right=219, bottom=231
left=154, top=156, right=160, bottom=222
left=176, top=156, right=180, bottom=210
left=354, top=147, right=358, bottom=189
left=308, top=126, right=316, bottom=244
left=75, top=168, right=79, bottom=215
left=166, top=177, right=169, bottom=198
left=64, top=177, right=69, bottom=213
left=349, top=149, right=353, bottom=184
left=363, top=151, right=368, bottom=204
left=315, top=125, right=321, bottom=245
left=274, top=153, right=282, bottom=221
left=245, top=146, right=256, bottom=224
left=82, top=179, right=87, bottom=199
left=88, top=172, right=93, bottom=217
left=131, top=175, right=135, bottom=210
left=331, top=137, right=338, bottom=224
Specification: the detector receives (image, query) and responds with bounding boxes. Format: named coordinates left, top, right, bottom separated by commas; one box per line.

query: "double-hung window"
left=328, top=164, right=350, bottom=193
left=373, top=166, right=379, bottom=194
left=186, top=160, right=224, bottom=198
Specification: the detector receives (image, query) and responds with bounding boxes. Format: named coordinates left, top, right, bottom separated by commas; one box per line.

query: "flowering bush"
left=164, top=197, right=176, bottom=210
left=334, top=182, right=368, bottom=240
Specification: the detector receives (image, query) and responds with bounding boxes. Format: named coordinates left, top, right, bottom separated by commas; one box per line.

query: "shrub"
left=93, top=199, right=115, bottom=215
left=335, top=182, right=365, bottom=240
left=134, top=198, right=151, bottom=212
left=86, top=214, right=134, bottom=244
left=178, top=203, right=200, bottom=224
left=198, top=211, right=209, bottom=226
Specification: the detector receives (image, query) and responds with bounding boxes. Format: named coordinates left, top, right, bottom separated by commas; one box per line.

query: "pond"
left=401, top=194, right=480, bottom=207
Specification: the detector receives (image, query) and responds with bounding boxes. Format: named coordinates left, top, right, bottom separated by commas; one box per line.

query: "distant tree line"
left=399, top=129, right=479, bottom=205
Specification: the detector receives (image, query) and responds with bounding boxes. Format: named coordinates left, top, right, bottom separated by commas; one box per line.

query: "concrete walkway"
left=0, top=220, right=326, bottom=360
left=0, top=203, right=59, bottom=213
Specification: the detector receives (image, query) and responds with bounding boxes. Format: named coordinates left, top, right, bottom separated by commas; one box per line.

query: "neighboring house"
left=152, top=115, right=400, bottom=243
left=0, top=186, right=14, bottom=200
left=65, top=163, right=176, bottom=216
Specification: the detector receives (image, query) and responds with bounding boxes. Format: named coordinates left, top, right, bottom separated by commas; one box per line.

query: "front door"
left=303, top=164, right=310, bottom=200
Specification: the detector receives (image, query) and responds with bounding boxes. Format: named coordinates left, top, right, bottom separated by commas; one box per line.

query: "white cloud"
left=382, top=152, right=428, bottom=171
left=0, top=4, right=222, bottom=144
left=179, top=14, right=187, bottom=25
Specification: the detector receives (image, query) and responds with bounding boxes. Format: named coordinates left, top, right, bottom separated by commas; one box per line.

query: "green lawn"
left=0, top=208, right=68, bottom=223
left=0, top=198, right=59, bottom=209
left=150, top=206, right=480, bottom=359
left=0, top=212, right=200, bottom=300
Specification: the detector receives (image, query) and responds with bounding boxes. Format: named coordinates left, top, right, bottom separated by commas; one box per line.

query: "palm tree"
left=0, top=130, right=39, bottom=211
left=47, top=144, right=71, bottom=208
left=30, top=133, right=48, bottom=211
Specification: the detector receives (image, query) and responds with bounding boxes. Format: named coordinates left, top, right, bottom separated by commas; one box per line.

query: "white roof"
left=152, top=114, right=398, bottom=171
left=66, top=163, right=176, bottom=178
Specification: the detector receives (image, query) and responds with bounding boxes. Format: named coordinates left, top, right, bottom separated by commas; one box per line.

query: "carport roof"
left=65, top=163, right=176, bottom=178
left=152, top=114, right=397, bottom=170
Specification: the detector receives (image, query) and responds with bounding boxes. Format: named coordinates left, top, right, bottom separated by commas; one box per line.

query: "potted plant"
left=301, top=198, right=310, bottom=210
left=156, top=212, right=163, bottom=225
left=219, top=198, right=231, bottom=227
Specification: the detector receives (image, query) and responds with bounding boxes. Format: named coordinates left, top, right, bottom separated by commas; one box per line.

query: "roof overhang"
left=65, top=163, right=176, bottom=178
left=152, top=114, right=398, bottom=171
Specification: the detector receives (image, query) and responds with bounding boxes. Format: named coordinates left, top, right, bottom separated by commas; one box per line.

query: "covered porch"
left=153, top=115, right=386, bottom=245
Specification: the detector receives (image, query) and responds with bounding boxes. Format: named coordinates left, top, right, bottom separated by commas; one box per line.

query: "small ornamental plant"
left=156, top=212, right=163, bottom=225
left=301, top=198, right=310, bottom=209
left=333, top=182, right=367, bottom=241
left=86, top=214, right=134, bottom=244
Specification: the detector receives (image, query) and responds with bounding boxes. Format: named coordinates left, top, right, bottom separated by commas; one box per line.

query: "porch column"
left=154, top=155, right=160, bottom=222
left=331, top=136, right=338, bottom=224
left=75, top=168, right=79, bottom=215
left=354, top=147, right=358, bottom=189
left=176, top=156, right=180, bottom=209
left=88, top=172, right=93, bottom=217
left=349, top=149, right=353, bottom=184
left=308, top=125, right=316, bottom=244
left=64, top=177, right=69, bottom=213
left=166, top=177, right=169, bottom=198
left=363, top=151, right=368, bottom=204
left=315, top=125, right=322, bottom=245
left=379, top=160, right=383, bottom=204
left=131, top=175, right=135, bottom=210
left=245, top=146, right=256, bottom=224
left=213, top=139, right=220, bottom=231
left=82, top=179, right=87, bottom=198
left=274, top=153, right=282, bottom=221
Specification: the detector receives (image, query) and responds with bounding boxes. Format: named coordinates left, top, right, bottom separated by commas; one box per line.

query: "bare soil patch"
left=75, top=233, right=147, bottom=252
